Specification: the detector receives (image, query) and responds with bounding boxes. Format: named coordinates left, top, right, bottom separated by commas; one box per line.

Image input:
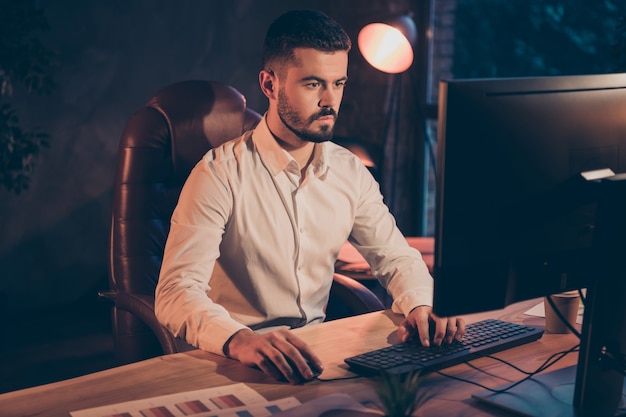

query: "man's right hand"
left=224, top=328, right=323, bottom=384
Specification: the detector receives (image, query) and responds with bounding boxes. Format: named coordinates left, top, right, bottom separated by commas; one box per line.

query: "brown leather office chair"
left=103, top=80, right=384, bottom=365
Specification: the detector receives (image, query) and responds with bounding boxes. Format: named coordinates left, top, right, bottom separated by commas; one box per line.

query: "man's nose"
left=318, top=88, right=341, bottom=108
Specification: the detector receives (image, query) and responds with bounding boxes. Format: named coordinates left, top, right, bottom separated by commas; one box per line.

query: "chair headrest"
left=146, top=80, right=261, bottom=179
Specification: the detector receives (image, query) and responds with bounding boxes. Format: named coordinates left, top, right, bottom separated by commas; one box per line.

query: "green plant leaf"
left=375, top=369, right=427, bottom=417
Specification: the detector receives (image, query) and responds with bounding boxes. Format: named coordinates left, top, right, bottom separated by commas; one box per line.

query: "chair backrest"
left=108, top=80, right=261, bottom=362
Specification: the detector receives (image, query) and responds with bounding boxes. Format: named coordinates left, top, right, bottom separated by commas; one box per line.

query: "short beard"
left=277, top=89, right=336, bottom=143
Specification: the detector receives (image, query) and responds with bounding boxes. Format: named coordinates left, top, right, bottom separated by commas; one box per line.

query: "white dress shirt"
left=155, top=115, right=434, bottom=356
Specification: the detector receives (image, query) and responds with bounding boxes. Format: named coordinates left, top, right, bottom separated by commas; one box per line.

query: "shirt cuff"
left=391, top=289, right=433, bottom=317
left=195, top=318, right=249, bottom=356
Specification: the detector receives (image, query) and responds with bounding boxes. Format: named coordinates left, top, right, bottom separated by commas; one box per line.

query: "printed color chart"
left=70, top=383, right=300, bottom=417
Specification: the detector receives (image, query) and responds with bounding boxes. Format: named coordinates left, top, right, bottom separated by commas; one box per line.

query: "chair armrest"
left=327, top=273, right=385, bottom=321
left=98, top=290, right=194, bottom=355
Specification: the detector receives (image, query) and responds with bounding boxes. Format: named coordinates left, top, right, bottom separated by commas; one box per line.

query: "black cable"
left=578, top=288, right=586, bottom=306
left=314, top=374, right=363, bottom=382
left=545, top=294, right=582, bottom=339
left=485, top=345, right=580, bottom=375
left=464, top=354, right=535, bottom=376
left=436, top=344, right=580, bottom=393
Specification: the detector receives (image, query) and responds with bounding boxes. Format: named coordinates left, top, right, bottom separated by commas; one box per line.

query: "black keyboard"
left=344, top=319, right=544, bottom=376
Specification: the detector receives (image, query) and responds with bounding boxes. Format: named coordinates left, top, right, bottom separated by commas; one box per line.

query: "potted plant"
left=0, top=1, right=56, bottom=194
left=375, top=369, right=429, bottom=417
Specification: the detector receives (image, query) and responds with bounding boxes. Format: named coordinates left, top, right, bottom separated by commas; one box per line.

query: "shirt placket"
left=279, top=162, right=308, bottom=324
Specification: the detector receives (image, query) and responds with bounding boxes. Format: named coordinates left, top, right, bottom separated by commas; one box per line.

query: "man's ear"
left=259, top=69, right=277, bottom=100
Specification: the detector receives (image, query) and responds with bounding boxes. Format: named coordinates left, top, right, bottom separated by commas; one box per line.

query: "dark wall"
left=0, top=0, right=417, bottom=315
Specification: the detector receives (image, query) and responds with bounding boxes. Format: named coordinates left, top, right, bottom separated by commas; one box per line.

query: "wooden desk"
left=0, top=299, right=580, bottom=417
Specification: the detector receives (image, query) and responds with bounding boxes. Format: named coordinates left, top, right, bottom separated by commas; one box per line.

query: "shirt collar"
left=253, top=114, right=330, bottom=179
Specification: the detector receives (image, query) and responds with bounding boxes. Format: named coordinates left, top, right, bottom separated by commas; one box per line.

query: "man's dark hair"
left=262, top=9, right=351, bottom=74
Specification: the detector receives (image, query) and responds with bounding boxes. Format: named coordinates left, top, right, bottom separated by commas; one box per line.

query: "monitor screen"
left=432, top=73, right=626, bottom=415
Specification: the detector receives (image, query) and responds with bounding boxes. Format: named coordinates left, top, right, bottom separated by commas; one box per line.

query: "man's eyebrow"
left=300, top=75, right=348, bottom=83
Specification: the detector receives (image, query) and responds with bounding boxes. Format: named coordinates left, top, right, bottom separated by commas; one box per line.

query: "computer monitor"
left=432, top=73, right=626, bottom=416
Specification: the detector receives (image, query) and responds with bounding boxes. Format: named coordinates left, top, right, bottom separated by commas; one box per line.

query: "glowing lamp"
left=357, top=14, right=417, bottom=74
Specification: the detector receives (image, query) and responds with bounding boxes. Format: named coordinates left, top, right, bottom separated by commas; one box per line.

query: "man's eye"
left=336, top=81, right=346, bottom=88
left=307, top=82, right=320, bottom=88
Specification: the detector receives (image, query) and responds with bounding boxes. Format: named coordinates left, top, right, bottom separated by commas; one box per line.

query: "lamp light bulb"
left=358, top=22, right=414, bottom=74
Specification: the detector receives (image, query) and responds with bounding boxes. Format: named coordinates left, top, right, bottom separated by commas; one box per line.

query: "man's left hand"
left=397, top=305, right=466, bottom=347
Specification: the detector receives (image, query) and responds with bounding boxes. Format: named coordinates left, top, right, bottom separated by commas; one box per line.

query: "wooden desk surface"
left=0, top=299, right=580, bottom=417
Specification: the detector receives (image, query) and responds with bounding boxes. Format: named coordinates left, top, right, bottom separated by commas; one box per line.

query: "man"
left=155, top=9, right=464, bottom=385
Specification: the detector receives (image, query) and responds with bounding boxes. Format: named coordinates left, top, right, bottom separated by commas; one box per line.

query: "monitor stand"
left=472, top=365, right=626, bottom=417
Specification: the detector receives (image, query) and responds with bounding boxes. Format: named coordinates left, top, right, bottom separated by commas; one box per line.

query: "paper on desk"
left=193, top=397, right=300, bottom=417
left=70, top=382, right=298, bottom=417
left=269, top=393, right=384, bottom=417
